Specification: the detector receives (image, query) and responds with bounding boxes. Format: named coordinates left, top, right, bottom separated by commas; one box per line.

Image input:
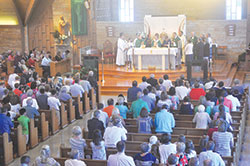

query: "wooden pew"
left=29, top=119, right=39, bottom=148
left=35, top=113, right=49, bottom=141
left=60, top=102, right=68, bottom=129
left=59, top=145, right=233, bottom=166
left=39, top=109, right=59, bottom=135
left=10, top=125, right=27, bottom=157
left=84, top=91, right=91, bottom=114
left=0, top=133, right=13, bottom=165
left=61, top=99, right=76, bottom=123
left=72, top=95, right=83, bottom=117
left=6, top=61, right=14, bottom=74
left=90, top=88, right=97, bottom=110
left=55, top=157, right=107, bottom=166
left=50, top=58, right=71, bottom=77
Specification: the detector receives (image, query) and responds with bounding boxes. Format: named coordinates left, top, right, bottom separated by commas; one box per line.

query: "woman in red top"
left=176, top=142, right=188, bottom=166
left=189, top=83, right=206, bottom=100
left=28, top=54, right=35, bottom=68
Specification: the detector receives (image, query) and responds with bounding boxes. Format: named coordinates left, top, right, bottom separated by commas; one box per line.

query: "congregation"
left=0, top=49, right=245, bottom=166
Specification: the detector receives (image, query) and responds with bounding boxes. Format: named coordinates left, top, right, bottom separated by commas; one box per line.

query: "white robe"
left=116, top=38, right=127, bottom=66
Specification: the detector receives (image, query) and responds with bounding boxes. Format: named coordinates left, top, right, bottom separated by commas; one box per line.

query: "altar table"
left=133, top=48, right=178, bottom=70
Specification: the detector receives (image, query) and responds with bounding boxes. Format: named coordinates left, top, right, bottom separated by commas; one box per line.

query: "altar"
left=133, top=48, right=179, bottom=70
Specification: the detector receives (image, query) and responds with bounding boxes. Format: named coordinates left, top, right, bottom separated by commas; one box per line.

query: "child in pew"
left=17, top=108, right=30, bottom=144
left=137, top=107, right=154, bottom=134
left=90, top=129, right=106, bottom=160
left=199, top=135, right=209, bottom=152
left=70, top=126, right=87, bottom=159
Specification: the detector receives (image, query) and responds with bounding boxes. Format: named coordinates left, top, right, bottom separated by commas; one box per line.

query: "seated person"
left=207, top=120, right=219, bottom=140
left=232, top=78, right=244, bottom=95
left=193, top=105, right=211, bottom=129
left=115, top=96, right=129, bottom=119
left=18, top=108, right=30, bottom=144
left=185, top=140, right=197, bottom=160
left=147, top=74, right=158, bottom=88
left=199, top=141, right=225, bottom=166
left=87, top=111, right=104, bottom=139
left=157, top=91, right=172, bottom=109
left=167, top=154, right=178, bottom=166
left=226, top=89, right=241, bottom=112
left=213, top=105, right=232, bottom=126
left=34, top=145, right=60, bottom=166
left=0, top=106, right=14, bottom=136
left=94, top=103, right=109, bottom=128
left=189, top=83, right=206, bottom=100
left=142, top=89, right=155, bottom=112
left=137, top=107, right=153, bottom=134
left=107, top=141, right=135, bottom=166
left=70, top=126, right=87, bottom=159
left=36, top=86, right=49, bottom=110
left=103, top=98, right=115, bottom=118
left=79, top=76, right=92, bottom=94
left=138, top=76, right=150, bottom=91
left=179, top=96, right=193, bottom=115
left=147, top=86, right=156, bottom=101
left=130, top=92, right=150, bottom=118
left=20, top=156, right=30, bottom=166
left=213, top=96, right=229, bottom=115
left=23, top=90, right=39, bottom=109
left=103, top=116, right=127, bottom=148
left=159, top=134, right=176, bottom=164
left=24, top=98, right=40, bottom=119
left=155, top=105, right=175, bottom=133
left=175, top=142, right=188, bottom=166
left=134, top=142, right=157, bottom=166
left=127, top=80, right=142, bottom=102
left=212, top=120, right=233, bottom=157
left=65, top=149, right=86, bottom=166
left=188, top=157, right=199, bottom=166
left=90, top=129, right=106, bottom=160
left=148, top=135, right=159, bottom=152
left=58, top=86, right=72, bottom=102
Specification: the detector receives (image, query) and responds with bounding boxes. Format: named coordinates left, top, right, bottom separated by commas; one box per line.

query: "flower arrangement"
left=59, top=34, right=68, bottom=41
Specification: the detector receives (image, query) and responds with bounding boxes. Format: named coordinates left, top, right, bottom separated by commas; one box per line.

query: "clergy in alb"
left=116, top=33, right=127, bottom=66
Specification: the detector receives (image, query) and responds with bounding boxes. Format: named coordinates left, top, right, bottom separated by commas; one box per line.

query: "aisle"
left=8, top=110, right=93, bottom=166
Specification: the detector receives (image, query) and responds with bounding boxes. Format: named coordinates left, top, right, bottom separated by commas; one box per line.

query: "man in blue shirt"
left=141, top=89, right=155, bottom=111
left=127, top=81, right=142, bottom=102
left=24, top=98, right=40, bottom=119
left=70, top=79, right=85, bottom=98
left=155, top=105, right=175, bottom=133
left=0, top=106, right=14, bottom=135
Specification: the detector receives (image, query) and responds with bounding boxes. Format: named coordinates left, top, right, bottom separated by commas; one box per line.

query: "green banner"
left=71, top=0, right=88, bottom=35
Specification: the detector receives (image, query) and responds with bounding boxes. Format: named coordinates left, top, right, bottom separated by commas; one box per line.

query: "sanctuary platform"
left=99, top=60, right=238, bottom=96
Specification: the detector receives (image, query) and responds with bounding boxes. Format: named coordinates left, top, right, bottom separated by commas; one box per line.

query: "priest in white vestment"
left=116, top=33, right=127, bottom=66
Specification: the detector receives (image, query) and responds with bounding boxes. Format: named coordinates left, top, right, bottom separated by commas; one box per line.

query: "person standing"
left=179, top=31, right=187, bottom=63
left=116, top=33, right=127, bottom=66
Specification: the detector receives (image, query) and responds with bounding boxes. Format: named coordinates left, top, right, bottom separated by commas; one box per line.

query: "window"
left=120, top=0, right=134, bottom=22
left=226, top=0, right=242, bottom=20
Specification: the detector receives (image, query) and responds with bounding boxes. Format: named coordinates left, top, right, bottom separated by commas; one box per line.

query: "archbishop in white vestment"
left=116, top=33, right=127, bottom=66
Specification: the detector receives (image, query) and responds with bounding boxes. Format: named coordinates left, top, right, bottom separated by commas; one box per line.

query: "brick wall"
left=96, top=19, right=247, bottom=61
left=0, top=26, right=22, bottom=53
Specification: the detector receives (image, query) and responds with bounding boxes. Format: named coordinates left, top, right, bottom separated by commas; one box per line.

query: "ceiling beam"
left=10, top=0, right=24, bottom=26
left=24, top=0, right=39, bottom=25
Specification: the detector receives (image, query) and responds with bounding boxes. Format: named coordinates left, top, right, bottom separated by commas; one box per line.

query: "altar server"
left=179, top=31, right=187, bottom=63
left=116, top=33, right=127, bottom=66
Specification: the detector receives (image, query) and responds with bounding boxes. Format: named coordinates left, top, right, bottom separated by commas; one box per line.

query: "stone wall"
left=0, top=26, right=22, bottom=53
left=96, top=19, right=247, bottom=61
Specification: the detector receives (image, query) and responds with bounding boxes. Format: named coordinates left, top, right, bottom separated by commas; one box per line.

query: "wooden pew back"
left=29, top=118, right=38, bottom=148
left=0, top=133, right=13, bottom=165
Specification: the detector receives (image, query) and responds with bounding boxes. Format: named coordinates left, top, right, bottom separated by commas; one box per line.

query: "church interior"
left=0, top=0, right=250, bottom=165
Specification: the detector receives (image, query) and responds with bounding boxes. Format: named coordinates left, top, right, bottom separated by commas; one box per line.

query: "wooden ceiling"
left=0, top=0, right=38, bottom=26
